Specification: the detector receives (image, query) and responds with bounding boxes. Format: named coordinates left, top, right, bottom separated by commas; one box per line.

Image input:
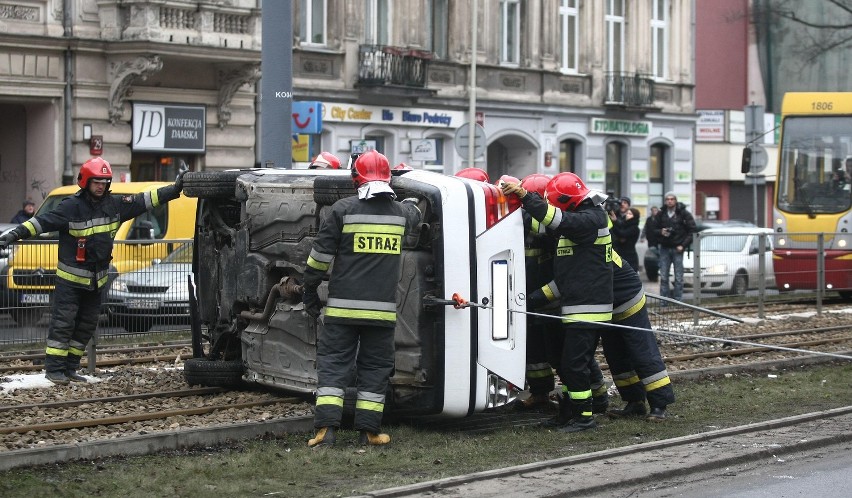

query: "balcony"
left=603, top=72, right=656, bottom=108
left=356, top=45, right=436, bottom=103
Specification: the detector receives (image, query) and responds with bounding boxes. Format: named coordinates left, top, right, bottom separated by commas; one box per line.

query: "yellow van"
left=2, top=182, right=197, bottom=325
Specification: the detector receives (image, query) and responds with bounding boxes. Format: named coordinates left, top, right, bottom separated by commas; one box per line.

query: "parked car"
left=643, top=219, right=756, bottom=282
left=105, top=243, right=193, bottom=332
left=683, top=227, right=776, bottom=295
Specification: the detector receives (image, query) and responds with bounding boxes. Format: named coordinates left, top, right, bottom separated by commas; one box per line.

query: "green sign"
left=590, top=118, right=652, bottom=136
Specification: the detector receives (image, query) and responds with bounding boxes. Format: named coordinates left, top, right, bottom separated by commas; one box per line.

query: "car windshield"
left=162, top=244, right=192, bottom=264
left=701, top=234, right=748, bottom=252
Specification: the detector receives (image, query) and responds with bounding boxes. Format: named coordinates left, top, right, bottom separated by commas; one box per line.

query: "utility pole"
left=260, top=0, right=293, bottom=168
left=468, top=0, right=478, bottom=169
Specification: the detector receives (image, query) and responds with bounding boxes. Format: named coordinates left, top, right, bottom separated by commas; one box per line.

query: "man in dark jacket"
left=303, top=150, right=421, bottom=448
left=0, top=157, right=186, bottom=385
left=653, top=192, right=697, bottom=301
left=10, top=200, right=36, bottom=224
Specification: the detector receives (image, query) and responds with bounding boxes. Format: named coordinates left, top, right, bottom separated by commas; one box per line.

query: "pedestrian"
left=308, top=151, right=342, bottom=169
left=610, top=197, right=640, bottom=272
left=640, top=206, right=660, bottom=246
left=0, top=157, right=187, bottom=385
left=604, top=253, right=675, bottom=422
left=502, top=172, right=613, bottom=433
left=9, top=200, right=35, bottom=224
left=302, top=150, right=421, bottom=448
left=653, top=192, right=697, bottom=301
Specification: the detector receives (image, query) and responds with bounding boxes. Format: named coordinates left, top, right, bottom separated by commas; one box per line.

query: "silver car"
left=683, top=227, right=776, bottom=295
left=105, top=243, right=192, bottom=332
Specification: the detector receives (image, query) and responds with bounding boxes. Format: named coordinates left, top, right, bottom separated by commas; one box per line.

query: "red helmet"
left=521, top=174, right=551, bottom=197
left=455, top=167, right=490, bottom=183
left=351, top=150, right=391, bottom=186
left=393, top=163, right=413, bottom=171
left=77, top=157, right=113, bottom=189
left=309, top=152, right=341, bottom=169
left=545, top=172, right=590, bottom=211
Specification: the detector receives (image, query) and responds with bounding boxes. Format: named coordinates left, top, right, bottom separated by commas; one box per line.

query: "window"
left=499, top=0, right=520, bottom=64
left=430, top=0, right=448, bottom=59
left=300, top=0, right=327, bottom=46
left=605, top=0, right=625, bottom=73
left=366, top=0, right=391, bottom=45
left=649, top=143, right=667, bottom=208
left=651, top=0, right=669, bottom=79
left=605, top=141, right=626, bottom=197
left=559, top=0, right=579, bottom=73
left=559, top=138, right=582, bottom=173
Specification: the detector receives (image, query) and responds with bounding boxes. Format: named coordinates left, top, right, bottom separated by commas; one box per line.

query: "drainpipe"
left=62, top=0, right=74, bottom=185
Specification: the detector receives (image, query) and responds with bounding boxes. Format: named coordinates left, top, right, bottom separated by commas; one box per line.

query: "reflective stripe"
left=316, top=396, right=344, bottom=407
left=612, top=249, right=623, bottom=267
left=530, top=218, right=546, bottom=235
left=614, top=292, right=646, bottom=321
left=642, top=371, right=671, bottom=392
left=45, top=347, right=68, bottom=357
left=645, top=376, right=672, bottom=392
left=69, top=219, right=121, bottom=237
left=561, top=312, right=612, bottom=324
left=57, top=268, right=91, bottom=286
left=342, top=223, right=406, bottom=235
left=592, top=384, right=608, bottom=395
left=561, top=304, right=612, bottom=314
left=23, top=220, right=39, bottom=236
left=308, top=248, right=334, bottom=263
left=317, top=387, right=345, bottom=397
left=151, top=189, right=161, bottom=207
left=355, top=400, right=384, bottom=412
left=525, top=248, right=543, bottom=257
left=46, top=339, right=67, bottom=349
left=568, top=389, right=592, bottom=401
left=143, top=191, right=154, bottom=210
left=327, top=298, right=396, bottom=312
left=543, top=205, right=562, bottom=230
left=614, top=375, right=641, bottom=388
left=68, top=346, right=86, bottom=356
left=307, top=256, right=330, bottom=272
left=344, top=214, right=406, bottom=225
left=56, top=263, right=109, bottom=287
left=541, top=282, right=559, bottom=302
left=526, top=363, right=553, bottom=379
left=325, top=308, right=396, bottom=321
left=357, top=390, right=385, bottom=403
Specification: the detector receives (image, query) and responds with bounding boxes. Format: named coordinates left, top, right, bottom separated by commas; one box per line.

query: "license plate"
left=21, top=294, right=50, bottom=304
left=127, top=299, right=161, bottom=310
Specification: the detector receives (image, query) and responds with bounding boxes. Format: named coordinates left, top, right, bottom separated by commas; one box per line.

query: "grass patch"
left=2, top=363, right=851, bottom=497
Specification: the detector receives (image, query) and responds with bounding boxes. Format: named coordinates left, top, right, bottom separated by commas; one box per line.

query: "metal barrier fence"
left=0, top=239, right=194, bottom=345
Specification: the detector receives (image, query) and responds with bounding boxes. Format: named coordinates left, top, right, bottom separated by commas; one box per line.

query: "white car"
left=684, top=227, right=776, bottom=295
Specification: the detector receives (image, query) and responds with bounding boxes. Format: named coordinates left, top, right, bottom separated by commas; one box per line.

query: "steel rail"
left=0, top=387, right=226, bottom=414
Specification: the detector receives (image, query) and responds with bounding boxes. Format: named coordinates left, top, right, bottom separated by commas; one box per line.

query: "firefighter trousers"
left=314, top=322, right=395, bottom=433
left=44, top=281, right=101, bottom=373
left=556, top=326, right=602, bottom=416
left=525, top=316, right=556, bottom=396
left=601, top=307, right=675, bottom=409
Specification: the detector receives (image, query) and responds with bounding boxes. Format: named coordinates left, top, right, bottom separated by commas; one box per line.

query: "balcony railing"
left=358, top=45, right=432, bottom=88
left=604, top=72, right=655, bottom=107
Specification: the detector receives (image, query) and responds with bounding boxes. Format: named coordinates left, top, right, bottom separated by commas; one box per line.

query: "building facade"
left=0, top=0, right=696, bottom=221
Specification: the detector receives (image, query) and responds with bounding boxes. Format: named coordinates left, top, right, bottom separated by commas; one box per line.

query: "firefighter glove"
left=302, top=288, right=321, bottom=318
left=527, top=289, right=548, bottom=311
left=174, top=161, right=189, bottom=192
left=500, top=182, right=527, bottom=199
left=0, top=231, right=18, bottom=248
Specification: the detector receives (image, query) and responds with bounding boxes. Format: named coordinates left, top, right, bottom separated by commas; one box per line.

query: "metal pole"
left=468, top=0, right=478, bottom=168
left=816, top=233, right=824, bottom=315
left=757, top=233, right=766, bottom=318
left=260, top=0, right=293, bottom=168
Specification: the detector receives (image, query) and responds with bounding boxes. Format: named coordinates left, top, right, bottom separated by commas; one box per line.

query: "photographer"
left=653, top=192, right=697, bottom=302
left=609, top=196, right=640, bottom=272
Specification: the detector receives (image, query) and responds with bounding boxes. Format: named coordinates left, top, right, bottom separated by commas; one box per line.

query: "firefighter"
left=455, top=167, right=490, bottom=182
left=0, top=157, right=186, bottom=385
left=308, top=151, right=342, bottom=169
left=502, top=173, right=613, bottom=433
left=302, top=150, right=421, bottom=448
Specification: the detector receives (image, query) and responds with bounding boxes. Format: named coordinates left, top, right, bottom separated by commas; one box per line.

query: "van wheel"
left=183, top=358, right=244, bottom=387
left=839, top=290, right=852, bottom=301
left=729, top=273, right=748, bottom=295
left=314, top=176, right=357, bottom=206
left=10, top=308, right=44, bottom=327
left=183, top=171, right=243, bottom=199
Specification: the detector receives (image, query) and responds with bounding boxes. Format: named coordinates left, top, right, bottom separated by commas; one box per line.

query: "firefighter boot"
left=359, top=430, right=391, bottom=446
left=515, top=392, right=551, bottom=411
left=540, top=393, right=572, bottom=428
left=559, top=400, right=596, bottom=433
left=308, top=426, right=337, bottom=448
left=607, top=401, right=648, bottom=418
left=66, top=353, right=87, bottom=383
left=44, top=354, right=70, bottom=386
left=647, top=406, right=668, bottom=423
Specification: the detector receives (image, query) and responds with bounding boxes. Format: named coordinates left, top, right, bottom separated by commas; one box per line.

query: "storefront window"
left=129, top=155, right=192, bottom=183
left=649, top=143, right=667, bottom=208
left=606, top=141, right=626, bottom=197
left=559, top=138, right=581, bottom=173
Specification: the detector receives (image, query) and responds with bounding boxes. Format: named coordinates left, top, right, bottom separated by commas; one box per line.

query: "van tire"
left=313, top=176, right=357, bottom=206
left=183, top=171, right=242, bottom=199
left=183, top=358, right=244, bottom=387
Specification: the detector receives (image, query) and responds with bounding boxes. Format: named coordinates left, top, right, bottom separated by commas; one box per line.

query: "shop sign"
left=590, top=118, right=651, bottom=136
left=351, top=140, right=377, bottom=154
left=411, top=139, right=437, bottom=162
left=323, top=102, right=463, bottom=128
left=292, top=101, right=323, bottom=134
left=292, top=134, right=311, bottom=162
left=132, top=103, right=206, bottom=153
left=696, top=110, right=725, bottom=142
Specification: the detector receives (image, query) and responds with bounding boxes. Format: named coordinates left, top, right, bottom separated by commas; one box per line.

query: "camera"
left=604, top=193, right=620, bottom=214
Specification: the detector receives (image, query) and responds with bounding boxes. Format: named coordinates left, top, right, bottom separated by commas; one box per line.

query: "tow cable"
left=430, top=292, right=852, bottom=361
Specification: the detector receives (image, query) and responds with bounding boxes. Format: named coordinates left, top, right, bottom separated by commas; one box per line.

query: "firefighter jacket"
left=303, top=195, right=420, bottom=328
left=521, top=193, right=613, bottom=328
left=611, top=251, right=646, bottom=322
left=12, top=185, right=181, bottom=290
left=523, top=210, right=555, bottom=293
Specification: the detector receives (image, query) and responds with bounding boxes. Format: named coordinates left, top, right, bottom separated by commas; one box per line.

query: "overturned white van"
left=182, top=168, right=527, bottom=418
